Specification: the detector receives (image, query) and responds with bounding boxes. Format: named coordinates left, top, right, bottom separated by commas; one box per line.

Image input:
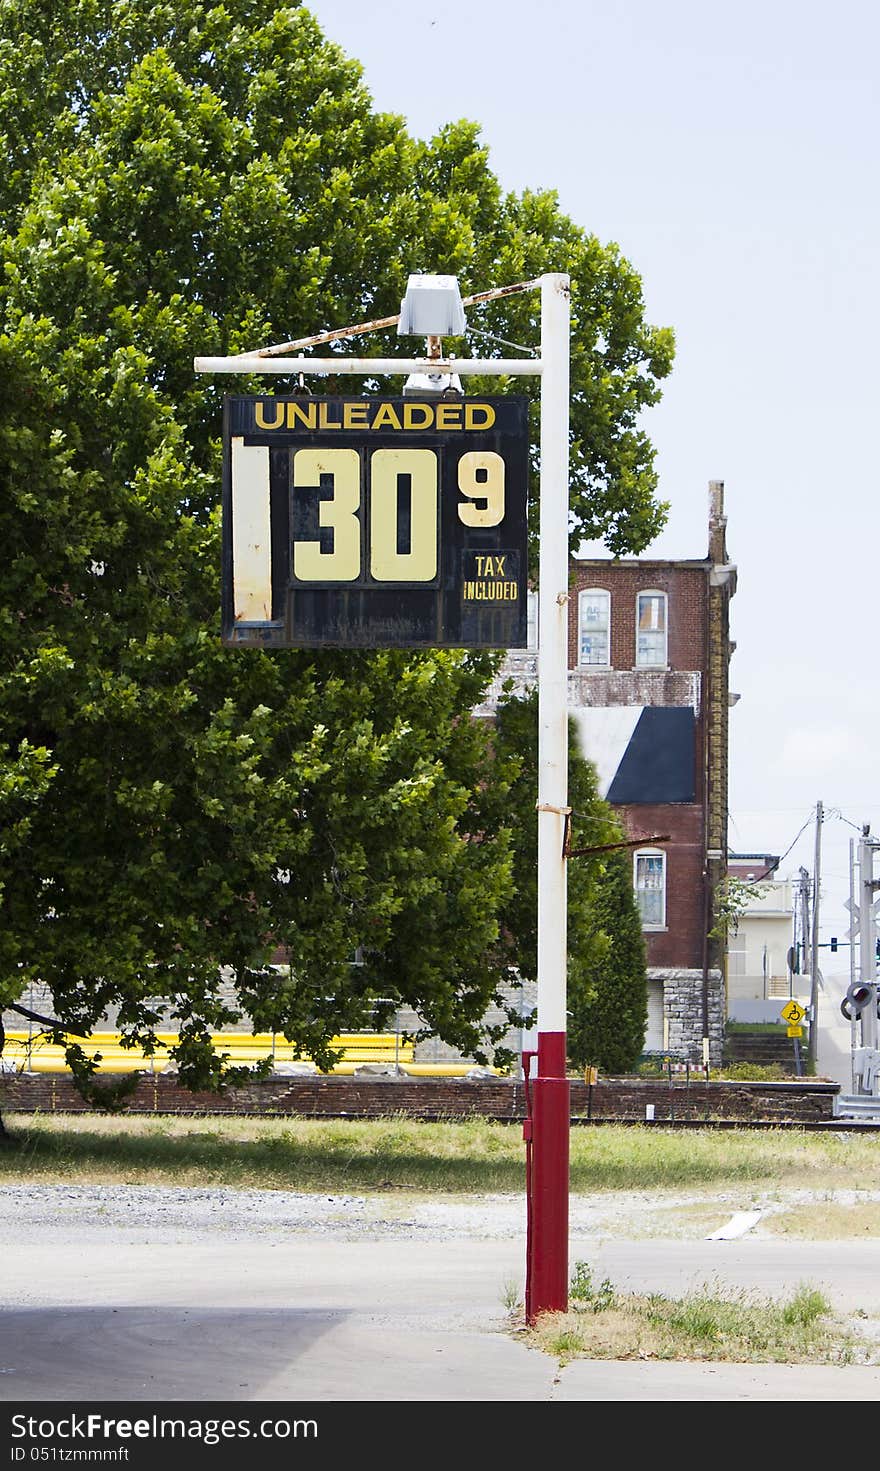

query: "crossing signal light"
left=840, top=981, right=880, bottom=1021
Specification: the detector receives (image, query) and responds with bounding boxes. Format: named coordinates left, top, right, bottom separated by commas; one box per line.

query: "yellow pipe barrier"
left=0, top=1031, right=506, bottom=1077
left=0, top=1030, right=418, bottom=1074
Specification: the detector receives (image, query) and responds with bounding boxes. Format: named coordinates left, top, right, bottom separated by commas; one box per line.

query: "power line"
left=774, top=813, right=819, bottom=869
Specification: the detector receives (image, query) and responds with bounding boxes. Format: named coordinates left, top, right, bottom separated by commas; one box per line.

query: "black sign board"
left=221, top=395, right=529, bottom=648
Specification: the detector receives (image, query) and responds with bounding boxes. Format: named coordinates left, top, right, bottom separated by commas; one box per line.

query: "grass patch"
left=0, top=1112, right=528, bottom=1193
left=568, top=1124, right=880, bottom=1194
left=765, top=1200, right=880, bottom=1239
left=725, top=1022, right=790, bottom=1034
left=712, top=1063, right=799, bottom=1082
left=0, top=1113, right=879, bottom=1196
left=528, top=1275, right=865, bottom=1364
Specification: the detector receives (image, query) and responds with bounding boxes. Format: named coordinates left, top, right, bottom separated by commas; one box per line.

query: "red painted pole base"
left=526, top=1031, right=569, bottom=1322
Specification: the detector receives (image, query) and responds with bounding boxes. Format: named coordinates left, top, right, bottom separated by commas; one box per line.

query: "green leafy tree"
left=0, top=0, right=673, bottom=557
left=567, top=846, right=648, bottom=1076
left=490, top=691, right=648, bottom=1074
left=489, top=691, right=623, bottom=1029
left=0, top=0, right=670, bottom=1091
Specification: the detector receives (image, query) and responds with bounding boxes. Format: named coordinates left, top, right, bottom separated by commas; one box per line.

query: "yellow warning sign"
left=781, top=1000, right=806, bottom=1025
left=787, top=1024, right=804, bottom=1038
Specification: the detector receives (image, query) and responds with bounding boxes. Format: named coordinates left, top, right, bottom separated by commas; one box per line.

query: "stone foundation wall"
left=656, top=967, right=725, bottom=1065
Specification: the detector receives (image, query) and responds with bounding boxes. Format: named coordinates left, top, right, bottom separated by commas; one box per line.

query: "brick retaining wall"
left=0, top=1071, right=840, bottom=1124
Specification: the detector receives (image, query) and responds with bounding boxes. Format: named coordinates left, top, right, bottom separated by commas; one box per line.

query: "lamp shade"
left=398, top=274, right=466, bottom=336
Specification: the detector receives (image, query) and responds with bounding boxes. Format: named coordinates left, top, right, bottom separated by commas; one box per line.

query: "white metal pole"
left=193, top=355, right=542, bottom=377
left=536, top=273, right=571, bottom=1048
left=527, top=272, right=571, bottom=1321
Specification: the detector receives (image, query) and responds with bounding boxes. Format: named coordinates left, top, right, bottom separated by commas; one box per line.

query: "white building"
left=726, top=853, right=807, bottom=1022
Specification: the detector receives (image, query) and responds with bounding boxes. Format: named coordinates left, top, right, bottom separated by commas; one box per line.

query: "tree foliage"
left=566, top=846, right=648, bottom=1076
left=0, top=0, right=673, bottom=554
left=490, top=693, right=648, bottom=1074
left=0, top=0, right=671, bottom=1086
left=489, top=691, right=624, bottom=1015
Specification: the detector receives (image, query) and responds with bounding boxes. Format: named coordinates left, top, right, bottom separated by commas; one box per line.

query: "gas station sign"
left=222, top=394, right=529, bottom=649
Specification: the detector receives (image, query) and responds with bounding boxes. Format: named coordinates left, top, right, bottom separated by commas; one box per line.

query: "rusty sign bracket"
left=565, top=830, right=671, bottom=860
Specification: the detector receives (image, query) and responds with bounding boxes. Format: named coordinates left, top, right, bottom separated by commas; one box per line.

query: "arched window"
left=636, top=590, right=667, bottom=668
left=578, top=588, right=610, bottom=667
left=634, top=848, right=666, bottom=929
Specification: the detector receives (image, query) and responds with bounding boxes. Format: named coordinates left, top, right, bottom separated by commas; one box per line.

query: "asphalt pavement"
left=3, top=1192, right=880, bottom=1403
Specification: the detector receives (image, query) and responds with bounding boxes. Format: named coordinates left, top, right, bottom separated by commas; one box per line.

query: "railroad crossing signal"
left=844, top=894, right=880, bottom=942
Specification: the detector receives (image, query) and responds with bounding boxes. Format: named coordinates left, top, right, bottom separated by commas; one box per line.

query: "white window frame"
left=634, top=847, right=666, bottom=930
left=578, top=587, right=611, bottom=668
left=635, top=589, right=668, bottom=669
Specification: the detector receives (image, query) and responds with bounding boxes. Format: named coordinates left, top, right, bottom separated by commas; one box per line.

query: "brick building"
left=476, top=479, right=737, bottom=1066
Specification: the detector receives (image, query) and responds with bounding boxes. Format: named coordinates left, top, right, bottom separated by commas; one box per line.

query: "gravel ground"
left=3, top=1182, right=880, bottom=1243
left=0, top=1182, right=614, bottom=1240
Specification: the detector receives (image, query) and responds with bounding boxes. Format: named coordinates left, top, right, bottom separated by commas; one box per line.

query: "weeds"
left=782, top=1284, right=829, bottom=1327
left=569, top=1260, right=616, bottom=1312
left=529, top=1276, right=864, bottom=1365
left=500, top=1279, right=523, bottom=1316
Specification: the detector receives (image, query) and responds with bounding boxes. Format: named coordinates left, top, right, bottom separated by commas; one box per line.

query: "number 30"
left=289, top=447, right=506, bottom=583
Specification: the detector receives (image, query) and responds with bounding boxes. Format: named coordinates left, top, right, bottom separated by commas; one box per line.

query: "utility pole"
left=849, top=838, right=858, bottom=1093
left=857, top=830, right=879, bottom=1093
left=798, top=866, right=811, bottom=983
left=808, top=800, right=823, bottom=1065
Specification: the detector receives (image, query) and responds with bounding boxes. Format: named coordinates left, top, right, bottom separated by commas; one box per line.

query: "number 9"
left=457, top=451, right=505, bottom=527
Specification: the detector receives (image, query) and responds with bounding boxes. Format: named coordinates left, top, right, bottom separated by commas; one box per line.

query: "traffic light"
left=830, top=936, right=838, bottom=953
left=840, top=981, right=880, bottom=1021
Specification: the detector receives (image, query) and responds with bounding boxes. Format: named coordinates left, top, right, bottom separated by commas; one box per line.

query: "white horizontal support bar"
left=193, top=356, right=542, bottom=377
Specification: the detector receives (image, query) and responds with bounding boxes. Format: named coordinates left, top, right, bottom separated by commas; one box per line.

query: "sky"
left=305, top=0, right=878, bottom=956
